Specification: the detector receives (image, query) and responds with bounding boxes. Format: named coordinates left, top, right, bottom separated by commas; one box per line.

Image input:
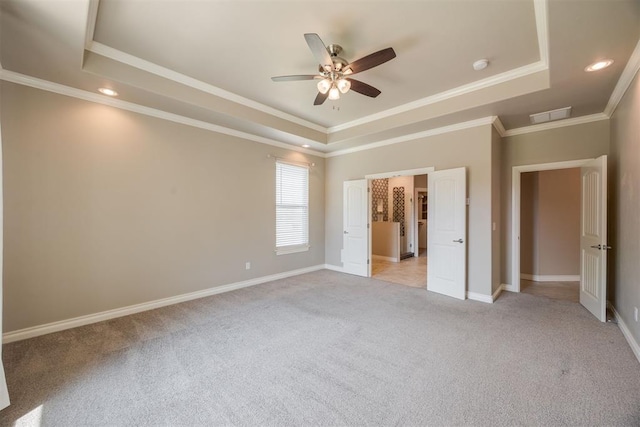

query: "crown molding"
left=604, top=37, right=640, bottom=117
left=84, top=0, right=99, bottom=50
left=87, top=42, right=328, bottom=134
left=0, top=69, right=327, bottom=158
left=492, top=116, right=506, bottom=137
left=85, top=0, right=550, bottom=139
left=326, top=116, right=496, bottom=158
left=326, top=61, right=548, bottom=134
left=534, top=0, right=550, bottom=66
left=503, top=113, right=609, bottom=137
left=0, top=68, right=507, bottom=160
left=327, top=0, right=550, bottom=134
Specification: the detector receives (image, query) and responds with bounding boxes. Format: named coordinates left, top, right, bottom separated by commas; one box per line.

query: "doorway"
left=510, top=157, right=608, bottom=321
left=343, top=167, right=467, bottom=300
left=519, top=168, right=581, bottom=303
left=366, top=169, right=432, bottom=288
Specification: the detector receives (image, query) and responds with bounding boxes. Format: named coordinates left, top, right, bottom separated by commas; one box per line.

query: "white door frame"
left=365, top=167, right=435, bottom=277
left=508, top=159, right=592, bottom=292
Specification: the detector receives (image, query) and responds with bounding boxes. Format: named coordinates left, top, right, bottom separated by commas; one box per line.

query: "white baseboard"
left=502, top=283, right=517, bottom=292
left=467, top=291, right=493, bottom=304
left=607, top=301, right=640, bottom=365
left=372, top=255, right=399, bottom=263
left=323, top=264, right=344, bottom=273
left=3, top=264, right=326, bottom=343
left=520, top=274, right=580, bottom=282
left=467, top=285, right=504, bottom=304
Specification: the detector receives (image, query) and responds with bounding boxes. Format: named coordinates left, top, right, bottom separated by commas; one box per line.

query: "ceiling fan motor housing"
left=319, top=44, right=349, bottom=72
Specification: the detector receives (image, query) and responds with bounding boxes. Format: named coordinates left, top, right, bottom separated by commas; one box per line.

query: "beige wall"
left=520, top=172, right=537, bottom=274
left=536, top=168, right=580, bottom=275
left=610, top=70, right=640, bottom=345
left=501, top=120, right=610, bottom=285
left=372, top=222, right=400, bottom=260
left=326, top=125, right=495, bottom=296
left=1, top=82, right=325, bottom=332
left=520, top=169, right=580, bottom=277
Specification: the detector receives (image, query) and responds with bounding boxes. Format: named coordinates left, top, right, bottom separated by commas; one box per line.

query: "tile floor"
left=372, top=249, right=427, bottom=288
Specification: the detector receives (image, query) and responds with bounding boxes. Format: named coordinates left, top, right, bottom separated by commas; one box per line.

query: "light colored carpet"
left=1, top=270, right=639, bottom=426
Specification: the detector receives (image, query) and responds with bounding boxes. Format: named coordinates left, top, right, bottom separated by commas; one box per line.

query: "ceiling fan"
left=271, top=33, right=396, bottom=105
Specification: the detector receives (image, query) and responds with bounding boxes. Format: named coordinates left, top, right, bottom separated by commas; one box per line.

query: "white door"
left=427, top=168, right=467, bottom=299
left=580, top=155, right=607, bottom=322
left=343, top=179, right=369, bottom=277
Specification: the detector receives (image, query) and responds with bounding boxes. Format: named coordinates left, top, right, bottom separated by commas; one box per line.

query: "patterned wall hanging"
left=393, top=186, right=405, bottom=237
left=371, top=179, right=389, bottom=221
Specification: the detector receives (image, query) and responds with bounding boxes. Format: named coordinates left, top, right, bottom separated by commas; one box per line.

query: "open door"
left=343, top=179, right=369, bottom=277
left=580, top=155, right=607, bottom=322
left=427, top=168, right=466, bottom=299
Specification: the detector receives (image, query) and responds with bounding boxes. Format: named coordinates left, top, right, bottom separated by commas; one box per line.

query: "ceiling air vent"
left=529, top=106, right=572, bottom=124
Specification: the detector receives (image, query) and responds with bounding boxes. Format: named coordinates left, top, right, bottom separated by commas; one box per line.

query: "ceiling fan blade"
left=304, top=33, right=333, bottom=70
left=346, top=47, right=396, bottom=75
left=271, top=75, right=319, bottom=82
left=314, top=91, right=329, bottom=106
left=347, top=78, right=382, bottom=98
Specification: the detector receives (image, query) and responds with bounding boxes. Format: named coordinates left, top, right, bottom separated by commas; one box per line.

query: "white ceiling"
left=1, top=0, right=639, bottom=154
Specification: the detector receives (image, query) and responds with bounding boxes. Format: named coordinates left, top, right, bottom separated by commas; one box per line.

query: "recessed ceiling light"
left=472, top=59, right=489, bottom=71
left=302, top=144, right=311, bottom=148
left=585, top=59, right=614, bottom=72
left=98, top=88, right=118, bottom=96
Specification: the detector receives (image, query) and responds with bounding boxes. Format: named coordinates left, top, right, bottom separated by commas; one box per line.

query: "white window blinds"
left=275, top=161, right=309, bottom=254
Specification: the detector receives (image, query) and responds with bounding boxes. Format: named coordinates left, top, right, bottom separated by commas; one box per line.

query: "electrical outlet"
left=634, top=307, right=638, bottom=322
left=245, top=262, right=251, bottom=270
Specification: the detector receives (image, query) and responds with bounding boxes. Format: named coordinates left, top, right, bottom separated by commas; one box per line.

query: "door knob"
left=453, top=239, right=464, bottom=243
left=590, top=245, right=601, bottom=249
left=344, top=231, right=349, bottom=234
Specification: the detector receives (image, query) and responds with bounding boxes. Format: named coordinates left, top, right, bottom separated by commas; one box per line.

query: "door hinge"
left=591, top=244, right=613, bottom=250
left=367, top=223, right=370, bottom=229
left=466, top=198, right=470, bottom=205
left=367, top=259, right=370, bottom=265
left=367, top=187, right=371, bottom=193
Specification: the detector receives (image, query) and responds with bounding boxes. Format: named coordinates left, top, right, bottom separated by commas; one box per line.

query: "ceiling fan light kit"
left=272, top=33, right=396, bottom=105
left=337, top=78, right=351, bottom=93
left=317, top=79, right=331, bottom=94
left=328, top=86, right=341, bottom=100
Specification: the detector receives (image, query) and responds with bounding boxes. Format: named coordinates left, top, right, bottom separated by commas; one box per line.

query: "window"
left=275, top=161, right=309, bottom=254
